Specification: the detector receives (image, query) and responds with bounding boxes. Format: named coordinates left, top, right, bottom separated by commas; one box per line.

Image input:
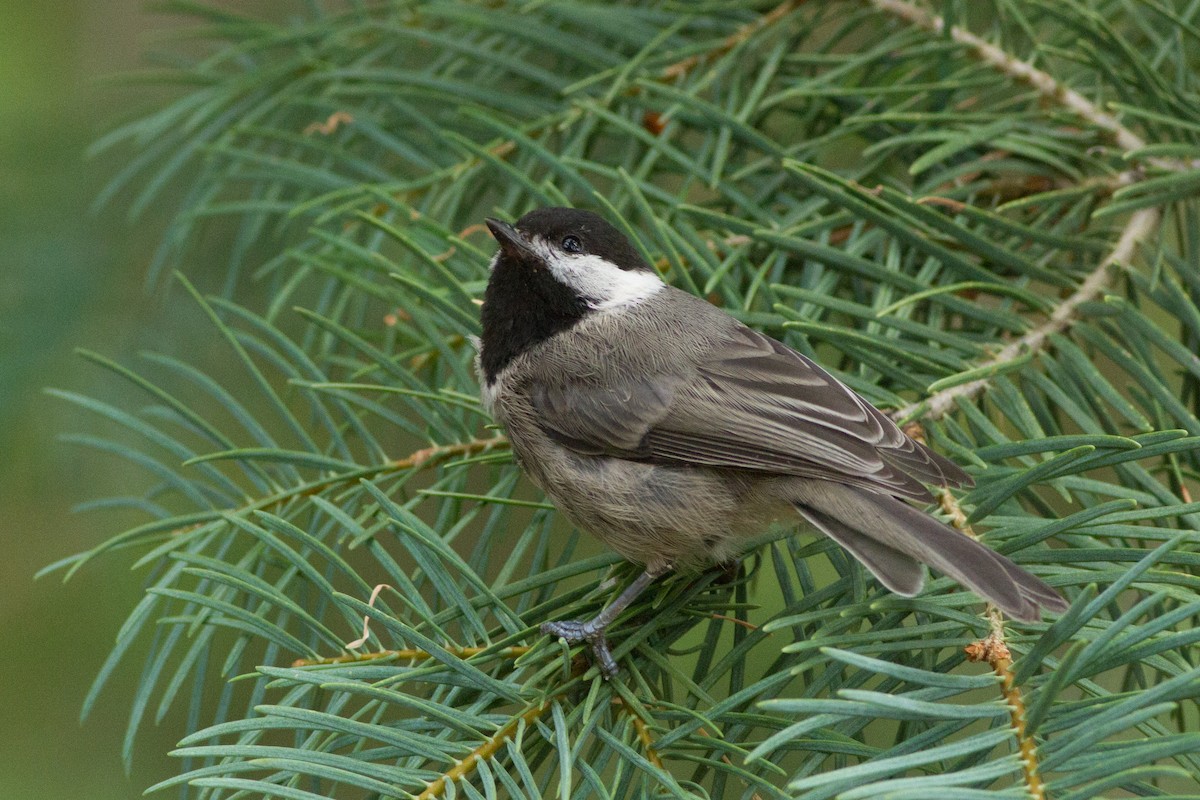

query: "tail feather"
left=792, top=482, right=1068, bottom=621
left=796, top=506, right=926, bottom=596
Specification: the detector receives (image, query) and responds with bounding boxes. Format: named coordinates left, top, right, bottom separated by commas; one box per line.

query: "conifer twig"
left=965, top=611, right=1048, bottom=800
left=416, top=699, right=557, bottom=800
left=189, top=435, right=508, bottom=523
left=874, top=0, right=1170, bottom=423
left=893, top=205, right=1160, bottom=422
left=937, top=485, right=1049, bottom=800
left=870, top=0, right=1193, bottom=171
left=291, top=645, right=531, bottom=668
left=615, top=698, right=664, bottom=770
left=661, top=0, right=804, bottom=81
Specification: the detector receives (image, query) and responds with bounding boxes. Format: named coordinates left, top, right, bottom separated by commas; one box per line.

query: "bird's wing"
left=531, top=324, right=970, bottom=500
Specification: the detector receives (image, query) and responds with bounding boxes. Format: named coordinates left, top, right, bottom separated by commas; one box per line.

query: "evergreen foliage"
left=54, top=1, right=1200, bottom=797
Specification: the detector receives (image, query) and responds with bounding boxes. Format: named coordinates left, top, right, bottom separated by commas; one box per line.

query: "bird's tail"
left=791, top=481, right=1067, bottom=621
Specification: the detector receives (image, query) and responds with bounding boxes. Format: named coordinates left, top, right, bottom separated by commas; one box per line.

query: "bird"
left=475, top=206, right=1068, bottom=677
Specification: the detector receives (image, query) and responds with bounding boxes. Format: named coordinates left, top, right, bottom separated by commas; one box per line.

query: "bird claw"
left=541, top=619, right=619, bottom=678
left=540, top=619, right=595, bottom=641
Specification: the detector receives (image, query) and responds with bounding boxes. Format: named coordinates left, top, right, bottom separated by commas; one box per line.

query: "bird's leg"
left=541, top=563, right=671, bottom=678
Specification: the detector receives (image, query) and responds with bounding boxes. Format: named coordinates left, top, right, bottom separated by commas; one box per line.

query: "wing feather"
left=530, top=322, right=971, bottom=499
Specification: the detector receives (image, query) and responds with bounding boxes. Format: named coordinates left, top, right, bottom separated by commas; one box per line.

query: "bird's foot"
left=541, top=619, right=618, bottom=678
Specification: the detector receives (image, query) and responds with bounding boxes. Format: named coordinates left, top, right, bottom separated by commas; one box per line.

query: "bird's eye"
left=562, top=235, right=582, bottom=254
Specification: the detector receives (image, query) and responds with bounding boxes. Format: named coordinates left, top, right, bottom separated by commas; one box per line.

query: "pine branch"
left=661, top=0, right=804, bottom=81
left=872, top=0, right=1200, bottom=174
left=66, top=2, right=1200, bottom=797
left=923, top=474, right=1054, bottom=800
left=292, top=645, right=532, bottom=668
left=965, top=613, right=1047, bottom=800
left=876, top=0, right=1177, bottom=422
left=895, top=204, right=1161, bottom=423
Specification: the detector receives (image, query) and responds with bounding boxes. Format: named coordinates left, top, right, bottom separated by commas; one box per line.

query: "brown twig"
left=391, top=436, right=504, bottom=473
left=412, top=649, right=591, bottom=800
left=614, top=698, right=664, bottom=770
left=304, top=111, right=353, bottom=136
left=171, top=436, right=508, bottom=535
left=416, top=698, right=556, bottom=800
left=291, top=644, right=531, bottom=668
left=937, top=487, right=970, bottom=530
left=931, top=481, right=1049, bottom=800
left=873, top=0, right=1170, bottom=423
left=291, top=435, right=508, bottom=500
left=709, top=613, right=762, bottom=632
left=966, top=610, right=1048, bottom=800
left=870, top=0, right=1194, bottom=172
left=410, top=677, right=668, bottom=798
left=661, top=0, right=805, bottom=81
left=892, top=205, right=1159, bottom=422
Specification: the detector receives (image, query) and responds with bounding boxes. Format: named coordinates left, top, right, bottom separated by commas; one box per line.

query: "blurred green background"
left=0, top=2, right=197, bottom=795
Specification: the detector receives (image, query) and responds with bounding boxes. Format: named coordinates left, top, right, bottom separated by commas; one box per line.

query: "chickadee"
left=478, top=207, right=1067, bottom=677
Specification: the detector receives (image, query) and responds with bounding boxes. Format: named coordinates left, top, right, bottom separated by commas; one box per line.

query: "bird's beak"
left=485, top=218, right=535, bottom=260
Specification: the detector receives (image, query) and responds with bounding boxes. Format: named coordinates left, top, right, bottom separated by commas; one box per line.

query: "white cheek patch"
left=480, top=371, right=504, bottom=414
left=535, top=241, right=664, bottom=310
